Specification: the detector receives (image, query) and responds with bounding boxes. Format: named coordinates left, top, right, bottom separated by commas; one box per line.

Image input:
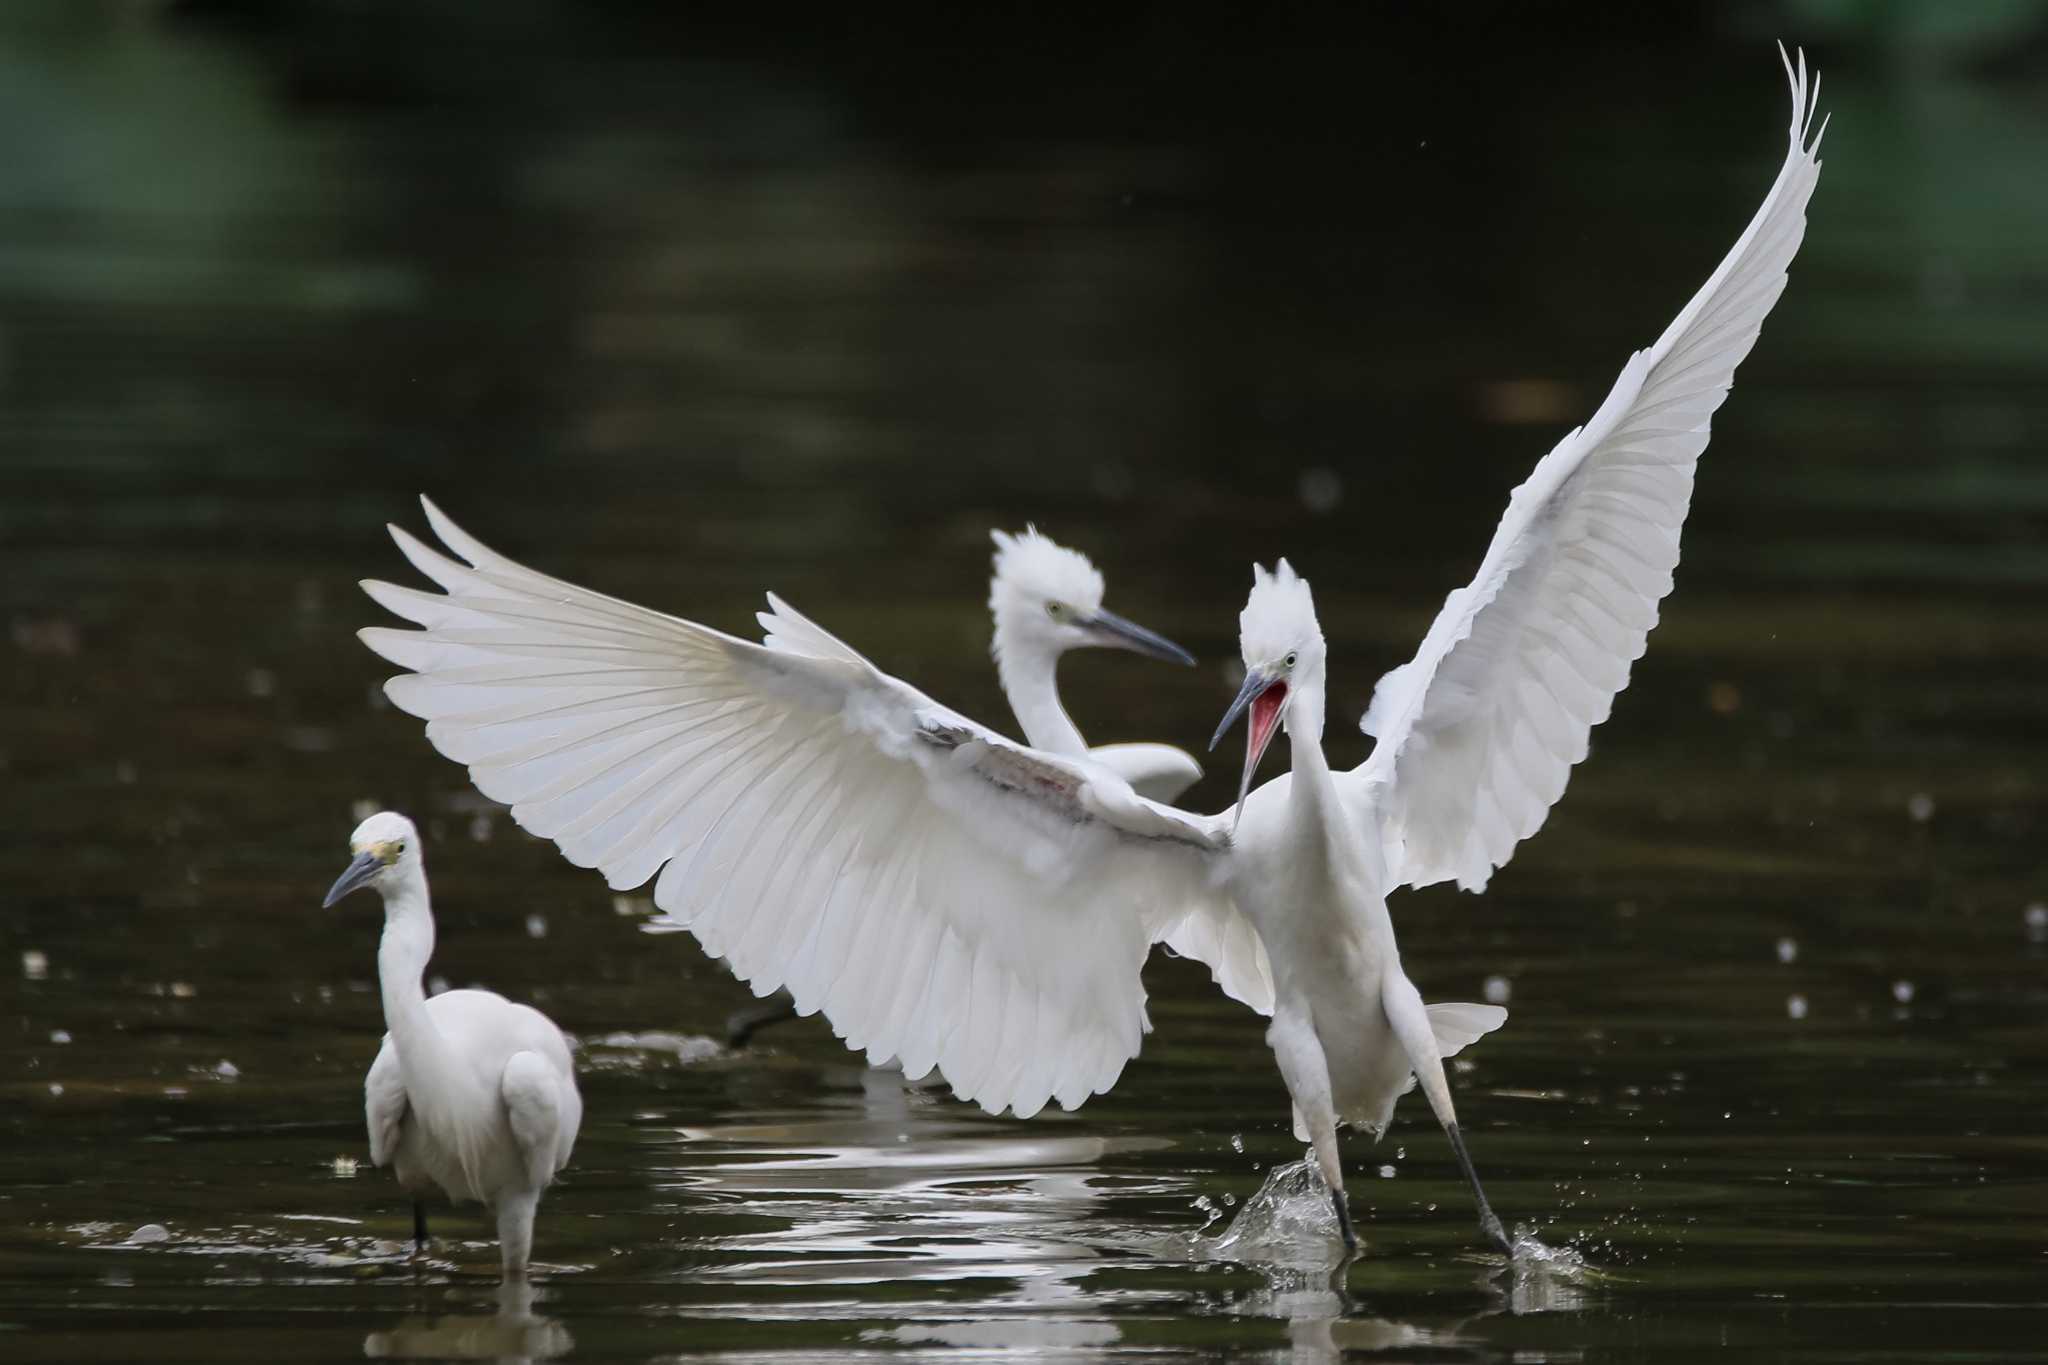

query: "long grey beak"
left=1210, top=668, right=1272, bottom=752
left=1212, top=667, right=1282, bottom=827
left=1081, top=608, right=1196, bottom=667
left=322, top=851, right=382, bottom=908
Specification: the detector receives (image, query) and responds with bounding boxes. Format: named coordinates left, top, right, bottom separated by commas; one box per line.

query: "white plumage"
left=326, top=811, right=582, bottom=1280
left=1354, top=51, right=1827, bottom=894
left=355, top=51, right=1822, bottom=1249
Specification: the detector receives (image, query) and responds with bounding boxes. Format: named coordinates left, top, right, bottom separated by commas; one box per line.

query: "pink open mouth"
left=1246, top=679, right=1288, bottom=775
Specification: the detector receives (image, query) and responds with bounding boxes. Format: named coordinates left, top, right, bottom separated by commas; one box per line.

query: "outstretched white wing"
left=360, top=499, right=1235, bottom=1119
left=1352, top=48, right=1825, bottom=892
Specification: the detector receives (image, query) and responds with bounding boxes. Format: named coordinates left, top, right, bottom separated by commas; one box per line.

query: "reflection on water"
left=364, top=1281, right=573, bottom=1362
left=5, top=2, right=2048, bottom=1361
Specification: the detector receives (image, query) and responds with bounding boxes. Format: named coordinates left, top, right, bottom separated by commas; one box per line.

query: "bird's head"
left=323, top=810, right=421, bottom=907
left=988, top=527, right=1194, bottom=667
left=1211, top=560, right=1325, bottom=810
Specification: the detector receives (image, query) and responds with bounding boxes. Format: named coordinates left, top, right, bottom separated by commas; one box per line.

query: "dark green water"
left=5, top=6, right=2047, bottom=1361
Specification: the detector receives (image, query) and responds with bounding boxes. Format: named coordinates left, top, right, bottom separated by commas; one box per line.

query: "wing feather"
left=362, top=500, right=1236, bottom=1118
left=1352, top=47, right=1824, bottom=892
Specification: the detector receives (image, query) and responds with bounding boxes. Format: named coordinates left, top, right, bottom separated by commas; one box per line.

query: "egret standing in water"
left=725, top=525, right=1262, bottom=1043
left=324, top=812, right=583, bottom=1280
left=355, top=52, right=1821, bottom=1251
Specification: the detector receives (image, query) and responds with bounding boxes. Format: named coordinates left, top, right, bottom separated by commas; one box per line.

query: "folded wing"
left=361, top=499, right=1234, bottom=1119
left=1352, top=47, right=1826, bottom=892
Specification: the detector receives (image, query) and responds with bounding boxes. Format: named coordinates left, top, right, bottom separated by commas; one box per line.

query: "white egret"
left=983, top=526, right=1204, bottom=803
left=355, top=51, right=1822, bottom=1251
left=324, top=811, right=584, bottom=1281
left=725, top=526, right=1227, bottom=1044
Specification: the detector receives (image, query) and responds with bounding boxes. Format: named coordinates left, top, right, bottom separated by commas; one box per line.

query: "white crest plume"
left=989, top=527, right=1106, bottom=618
left=1238, top=559, right=1319, bottom=664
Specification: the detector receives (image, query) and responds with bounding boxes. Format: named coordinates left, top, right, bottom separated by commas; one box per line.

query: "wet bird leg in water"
left=413, top=1199, right=428, bottom=1256
left=725, top=990, right=799, bottom=1047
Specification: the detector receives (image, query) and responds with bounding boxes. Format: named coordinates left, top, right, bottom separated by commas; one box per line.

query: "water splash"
left=1193, top=1158, right=1347, bottom=1269
left=1499, top=1225, right=1595, bottom=1313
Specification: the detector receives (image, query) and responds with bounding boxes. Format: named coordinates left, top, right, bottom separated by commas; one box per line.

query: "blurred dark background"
left=4, top=1, right=2047, bottom=1354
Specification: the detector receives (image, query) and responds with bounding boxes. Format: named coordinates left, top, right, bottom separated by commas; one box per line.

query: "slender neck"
left=375, top=865, right=456, bottom=1078
left=1284, top=676, right=1335, bottom=804
left=993, top=618, right=1088, bottom=756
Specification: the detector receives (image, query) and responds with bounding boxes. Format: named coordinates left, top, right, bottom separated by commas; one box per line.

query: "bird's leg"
left=725, top=990, right=799, bottom=1048
left=1267, top=1010, right=1356, bottom=1251
left=1382, top=973, right=1515, bottom=1257
left=412, top=1199, right=428, bottom=1256
left=1444, top=1120, right=1513, bottom=1257
left=496, top=1195, right=538, bottom=1283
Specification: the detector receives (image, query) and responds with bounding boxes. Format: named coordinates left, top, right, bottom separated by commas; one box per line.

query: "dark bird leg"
left=1445, top=1123, right=1514, bottom=1256
left=413, top=1199, right=428, bottom=1256
left=726, top=990, right=799, bottom=1047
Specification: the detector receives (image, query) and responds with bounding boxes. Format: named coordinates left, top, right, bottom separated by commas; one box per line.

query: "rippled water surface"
left=5, top=6, right=2048, bottom=1361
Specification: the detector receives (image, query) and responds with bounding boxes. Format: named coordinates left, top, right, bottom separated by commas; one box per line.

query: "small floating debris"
left=213, top=1059, right=241, bottom=1080
left=49, top=1028, right=71, bottom=1044
left=332, top=1155, right=360, bottom=1178
left=1891, top=980, right=1915, bottom=1004
left=525, top=914, right=548, bottom=939
left=585, top=1031, right=723, bottom=1068
left=1786, top=993, right=1808, bottom=1020
left=1775, top=937, right=1798, bottom=964
left=127, top=1224, right=170, bottom=1245
left=22, top=949, right=48, bottom=980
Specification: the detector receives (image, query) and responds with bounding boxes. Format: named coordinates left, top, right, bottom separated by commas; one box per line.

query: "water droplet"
left=1906, top=792, right=1935, bottom=823
left=525, top=914, right=548, bottom=940
left=21, top=949, right=47, bottom=980
left=1786, top=993, right=1808, bottom=1020
left=214, top=1060, right=240, bottom=1080
left=1378, top=1164, right=1396, bottom=1178
left=332, top=1155, right=358, bottom=1178
left=1395, top=1147, right=1405, bottom=1159
left=1297, top=467, right=1343, bottom=515
left=1229, top=1133, right=1244, bottom=1154
left=49, top=1028, right=70, bottom=1044
left=1483, top=975, right=1511, bottom=1005
left=1775, top=937, right=1798, bottom=964
left=1223, top=1192, right=1237, bottom=1207
left=48, top=1083, right=63, bottom=1096
left=1891, top=980, right=1915, bottom=1003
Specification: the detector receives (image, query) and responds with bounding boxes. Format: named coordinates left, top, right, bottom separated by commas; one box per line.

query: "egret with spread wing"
left=356, top=52, right=1822, bottom=1250
left=1210, top=49, right=1825, bottom=1247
